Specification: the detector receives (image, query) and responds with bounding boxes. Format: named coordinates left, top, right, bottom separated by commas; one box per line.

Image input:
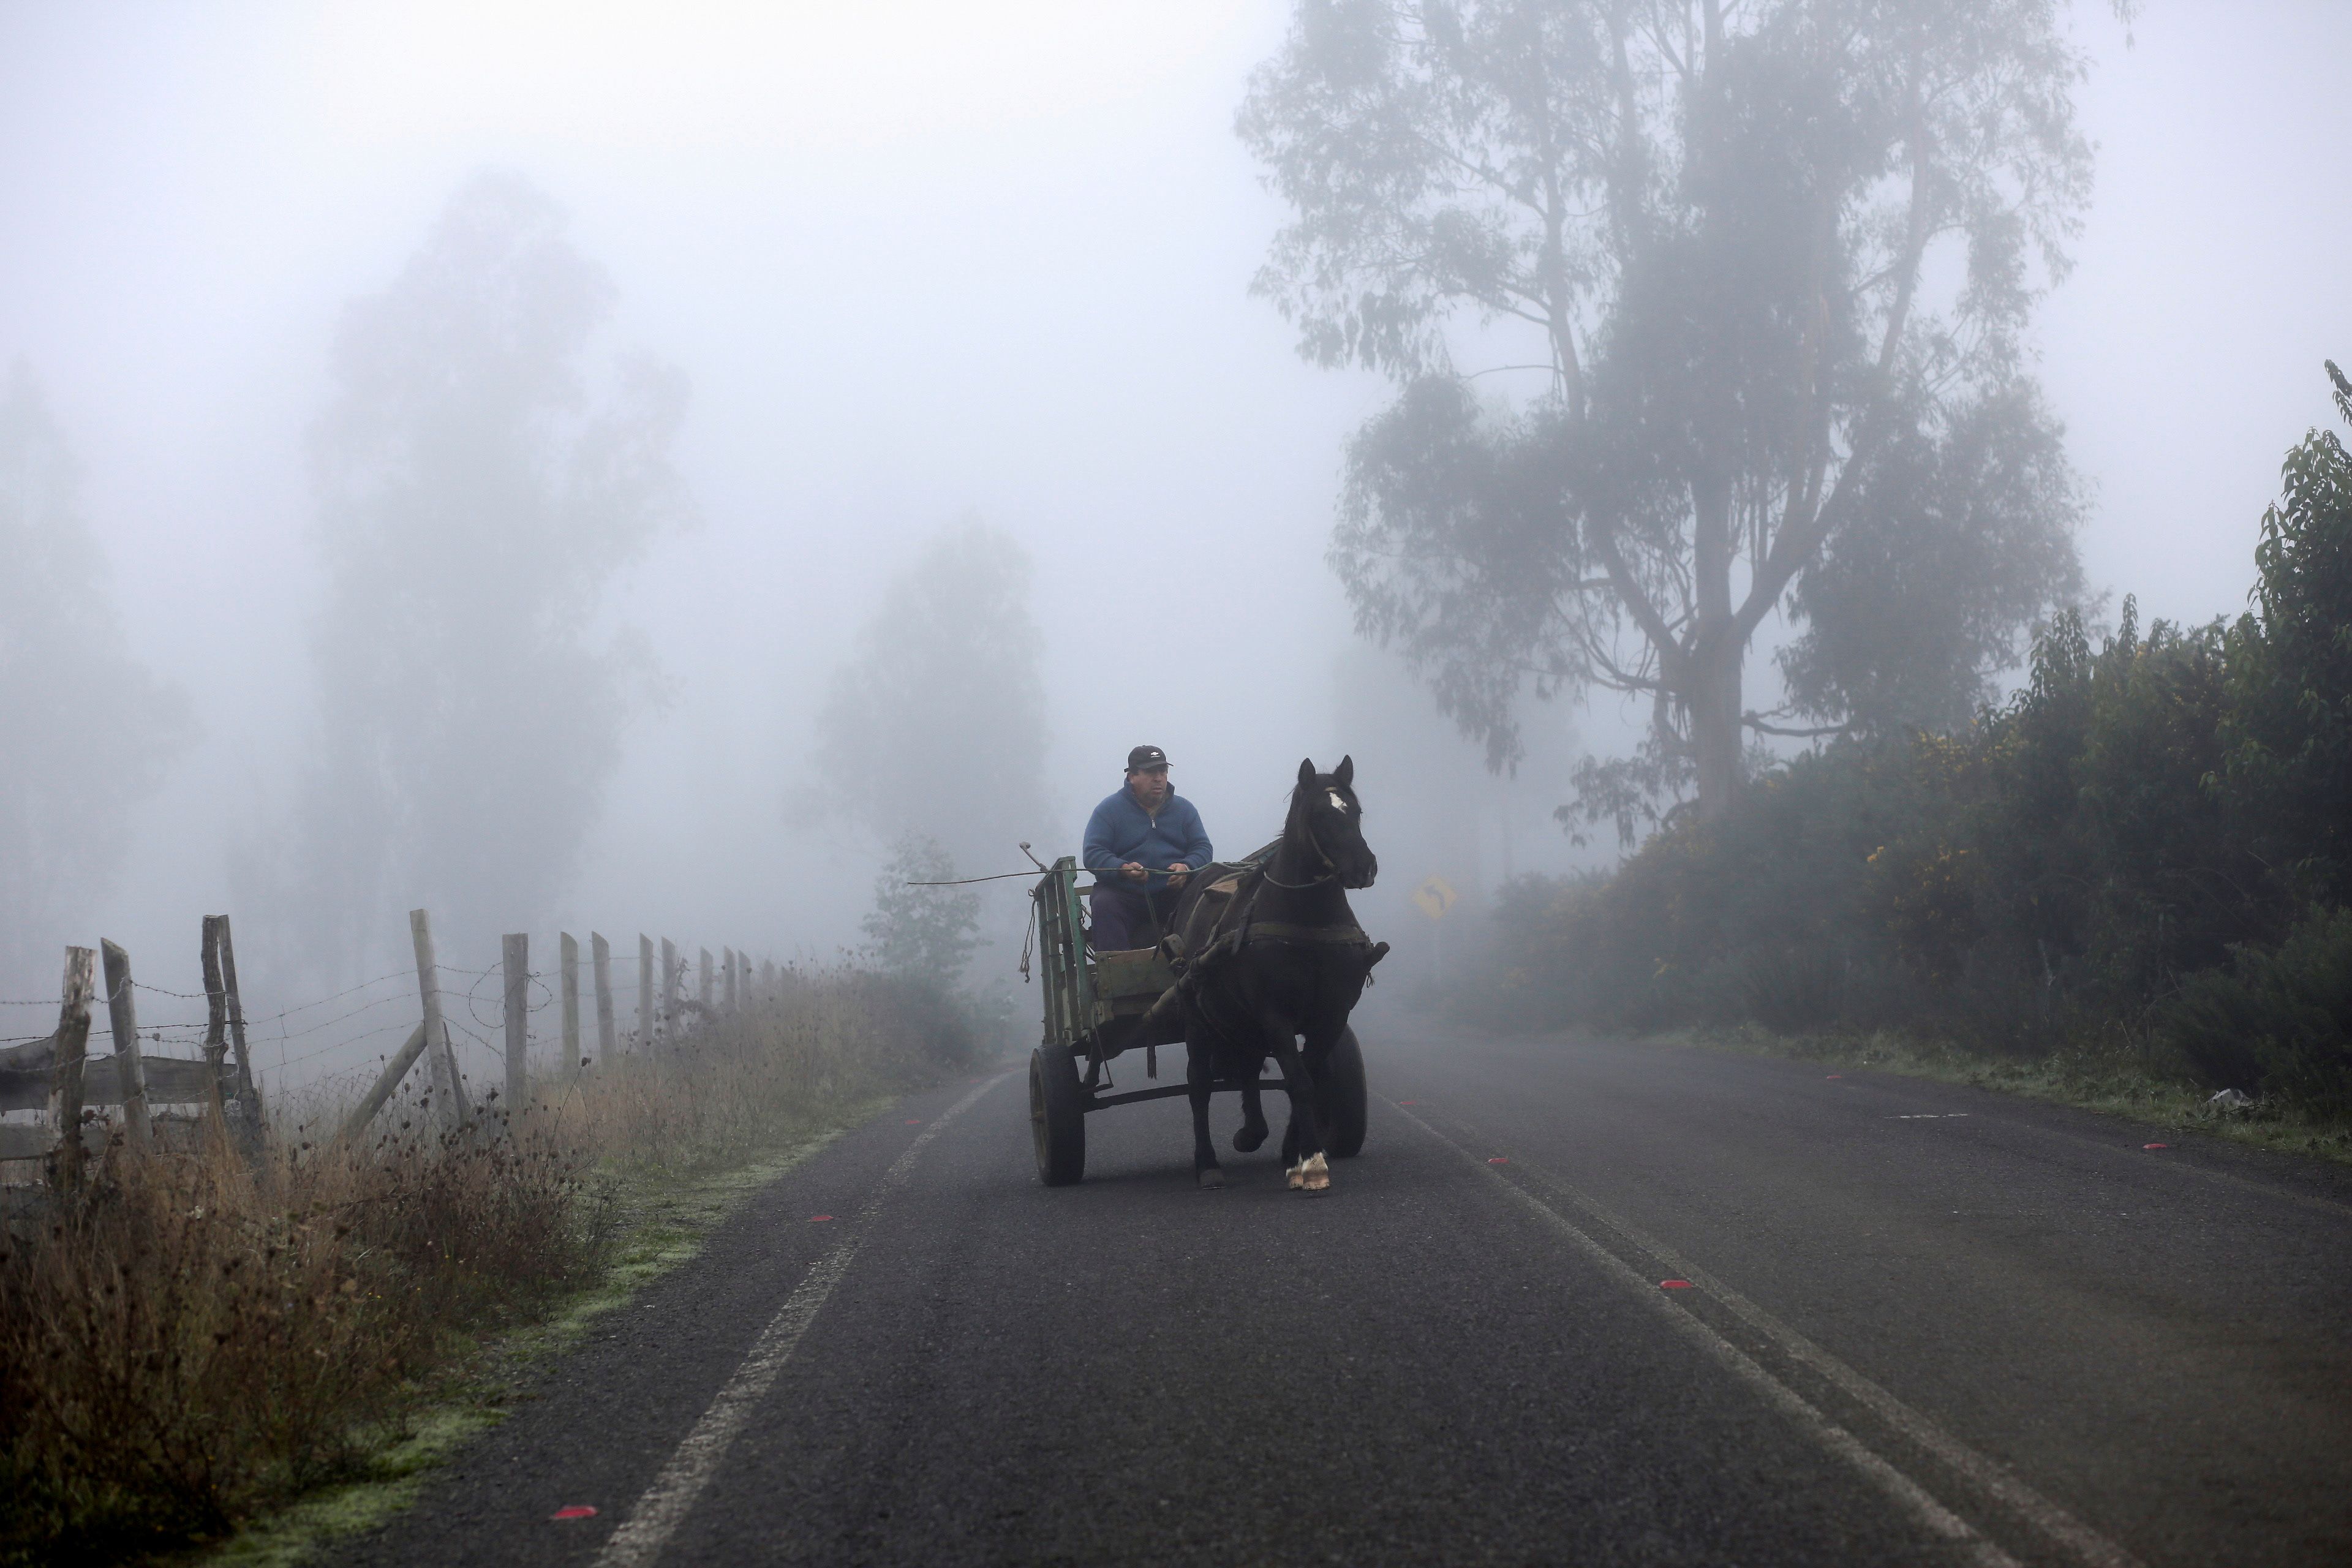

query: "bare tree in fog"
left=0, top=364, right=193, bottom=982
left=273, top=173, right=691, bottom=976
left=799, top=519, right=1050, bottom=880
left=1242, top=0, right=2094, bottom=834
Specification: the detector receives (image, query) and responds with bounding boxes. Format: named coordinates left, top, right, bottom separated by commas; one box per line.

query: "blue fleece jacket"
left=1083, top=786, right=1212, bottom=884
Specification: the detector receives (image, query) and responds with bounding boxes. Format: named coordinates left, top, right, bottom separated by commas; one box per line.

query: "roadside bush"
left=2160, top=907, right=2352, bottom=1111
left=2218, top=362, right=2352, bottom=906
left=1471, top=364, right=2352, bottom=1114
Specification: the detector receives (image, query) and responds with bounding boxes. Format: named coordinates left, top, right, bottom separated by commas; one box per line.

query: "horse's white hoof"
left=1198, top=1167, right=1225, bottom=1189
left=1286, top=1161, right=1305, bottom=1191
left=1299, top=1152, right=1330, bottom=1194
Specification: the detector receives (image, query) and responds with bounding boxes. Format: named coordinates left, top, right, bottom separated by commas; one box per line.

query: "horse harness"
left=1157, top=860, right=1386, bottom=989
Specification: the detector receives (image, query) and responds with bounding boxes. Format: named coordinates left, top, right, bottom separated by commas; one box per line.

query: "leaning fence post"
left=47, top=946, right=96, bottom=1194
left=502, top=932, right=529, bottom=1119
left=560, top=932, right=582, bottom=1078
left=592, top=933, right=617, bottom=1065
left=698, top=948, right=713, bottom=1017
left=199, top=916, right=235, bottom=1144
left=215, top=914, right=265, bottom=1135
left=723, top=948, right=738, bottom=1017
left=99, top=939, right=151, bottom=1152
left=638, top=933, right=654, bottom=1047
left=339, top=1022, right=430, bottom=1143
left=661, top=938, right=680, bottom=1041
left=412, top=909, right=468, bottom=1131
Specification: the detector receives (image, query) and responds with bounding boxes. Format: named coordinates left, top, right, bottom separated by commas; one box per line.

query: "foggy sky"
left=4, top=2, right=2350, bottom=1079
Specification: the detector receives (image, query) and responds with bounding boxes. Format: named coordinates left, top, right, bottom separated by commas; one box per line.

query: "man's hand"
left=1167, top=862, right=1191, bottom=889
left=1121, top=861, right=1147, bottom=881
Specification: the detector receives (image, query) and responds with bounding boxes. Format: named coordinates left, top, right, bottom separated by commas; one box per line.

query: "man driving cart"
left=1082, top=744, right=1212, bottom=951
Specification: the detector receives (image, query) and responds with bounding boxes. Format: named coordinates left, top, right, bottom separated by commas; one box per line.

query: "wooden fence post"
left=47, top=946, right=96, bottom=1194
left=723, top=948, right=737, bottom=1017
left=339, top=1022, right=430, bottom=1143
left=662, top=938, right=680, bottom=1041
left=638, top=934, right=654, bottom=1047
left=698, top=948, right=713, bottom=1017
left=502, top=932, right=529, bottom=1118
left=215, top=914, right=265, bottom=1134
left=99, top=939, right=151, bottom=1152
left=560, top=933, right=582, bottom=1077
left=412, top=909, right=468, bottom=1130
left=199, top=916, right=234, bottom=1142
left=592, top=933, right=616, bottom=1065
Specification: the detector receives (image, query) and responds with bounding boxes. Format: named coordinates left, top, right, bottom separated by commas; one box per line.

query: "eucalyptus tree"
left=800, top=519, right=1052, bottom=879
left=0, top=365, right=191, bottom=981
left=1242, top=0, right=2095, bottom=829
left=285, top=173, right=691, bottom=973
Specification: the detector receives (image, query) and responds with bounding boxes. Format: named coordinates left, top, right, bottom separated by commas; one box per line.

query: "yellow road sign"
left=1411, top=875, right=1459, bottom=921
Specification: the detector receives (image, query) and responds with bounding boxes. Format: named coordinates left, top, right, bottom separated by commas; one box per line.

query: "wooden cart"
left=1025, top=856, right=1366, bottom=1186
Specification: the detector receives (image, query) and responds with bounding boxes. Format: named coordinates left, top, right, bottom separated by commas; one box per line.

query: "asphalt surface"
left=337, top=1023, right=2352, bottom=1567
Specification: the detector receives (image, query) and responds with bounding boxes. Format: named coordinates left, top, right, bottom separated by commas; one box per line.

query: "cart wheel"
left=1320, top=1028, right=1368, bottom=1159
left=1030, top=1044, right=1087, bottom=1186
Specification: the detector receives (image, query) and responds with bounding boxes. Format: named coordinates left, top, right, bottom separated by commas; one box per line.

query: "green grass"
left=1673, top=1023, right=2352, bottom=1165
left=203, top=1096, right=894, bottom=1568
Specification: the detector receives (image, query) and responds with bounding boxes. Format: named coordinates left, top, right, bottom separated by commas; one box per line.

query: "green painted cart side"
left=1033, top=858, right=1097, bottom=1054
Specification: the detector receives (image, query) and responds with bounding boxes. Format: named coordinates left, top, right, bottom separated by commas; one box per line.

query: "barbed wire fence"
left=1, top=908, right=782, bottom=1186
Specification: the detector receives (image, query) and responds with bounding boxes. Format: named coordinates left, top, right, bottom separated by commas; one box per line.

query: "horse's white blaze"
left=1328, top=790, right=1348, bottom=811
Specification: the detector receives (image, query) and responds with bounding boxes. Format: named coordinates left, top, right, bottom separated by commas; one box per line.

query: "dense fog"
left=4, top=2, right=2348, bottom=1096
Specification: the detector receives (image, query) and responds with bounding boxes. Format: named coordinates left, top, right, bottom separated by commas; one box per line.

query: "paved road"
left=341, top=1024, right=2352, bottom=1567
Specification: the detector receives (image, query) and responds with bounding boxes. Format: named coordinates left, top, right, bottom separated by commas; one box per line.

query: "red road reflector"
left=1488, top=1156, right=1509, bottom=1164
left=1660, top=1280, right=1694, bottom=1291
left=810, top=1215, right=834, bottom=1222
left=551, top=1506, right=598, bottom=1521
left=2144, top=1143, right=2169, bottom=1151
left=1825, top=1074, right=1843, bottom=1079
left=905, top=1118, right=922, bottom=1124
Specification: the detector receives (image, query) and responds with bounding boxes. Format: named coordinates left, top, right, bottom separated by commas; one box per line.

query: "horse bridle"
left=1259, top=794, right=1343, bottom=890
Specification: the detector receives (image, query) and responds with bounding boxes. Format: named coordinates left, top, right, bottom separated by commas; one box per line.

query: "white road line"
left=1396, top=1103, right=2040, bottom=1568
left=592, top=1075, right=1008, bottom=1568
left=1495, top=1151, right=2148, bottom=1568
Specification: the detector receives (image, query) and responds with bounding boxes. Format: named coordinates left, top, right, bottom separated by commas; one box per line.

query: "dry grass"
left=0, top=965, right=965, bottom=1566
left=545, top=967, right=966, bottom=1175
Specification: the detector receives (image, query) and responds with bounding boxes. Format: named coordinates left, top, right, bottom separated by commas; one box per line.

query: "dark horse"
left=1157, top=756, right=1383, bottom=1193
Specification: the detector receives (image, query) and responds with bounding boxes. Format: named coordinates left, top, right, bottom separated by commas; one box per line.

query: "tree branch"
left=1743, top=714, right=1850, bottom=739
left=1588, top=518, right=1688, bottom=684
